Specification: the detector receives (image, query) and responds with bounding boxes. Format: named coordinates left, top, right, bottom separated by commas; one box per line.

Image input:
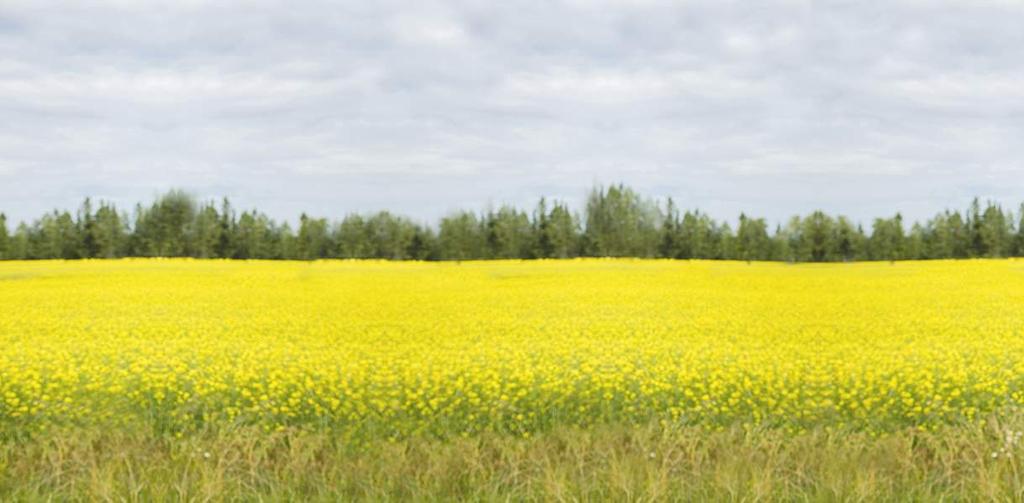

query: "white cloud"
left=0, top=0, right=1023, bottom=226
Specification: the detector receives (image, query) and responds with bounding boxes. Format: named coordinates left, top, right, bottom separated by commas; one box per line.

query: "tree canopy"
left=1, top=188, right=1022, bottom=262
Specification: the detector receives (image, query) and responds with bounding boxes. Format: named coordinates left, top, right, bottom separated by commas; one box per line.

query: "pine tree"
left=0, top=213, right=8, bottom=259
left=659, top=198, right=680, bottom=259
left=1016, top=204, right=1024, bottom=257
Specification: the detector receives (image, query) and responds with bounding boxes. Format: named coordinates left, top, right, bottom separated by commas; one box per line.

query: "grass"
left=4, top=417, right=1024, bottom=501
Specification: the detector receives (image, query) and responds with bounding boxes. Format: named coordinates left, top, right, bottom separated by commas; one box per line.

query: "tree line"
left=1, top=185, right=1023, bottom=262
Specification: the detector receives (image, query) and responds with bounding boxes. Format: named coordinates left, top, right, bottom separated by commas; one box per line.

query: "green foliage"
left=584, top=184, right=660, bottom=257
left=1, top=188, right=1021, bottom=262
left=802, top=211, right=835, bottom=261
left=336, top=211, right=420, bottom=259
left=979, top=201, right=1013, bottom=257
left=660, top=199, right=733, bottom=260
left=7, top=224, right=30, bottom=260
left=296, top=214, right=331, bottom=260
left=485, top=205, right=532, bottom=259
left=869, top=214, right=905, bottom=261
left=680, top=210, right=720, bottom=259
left=833, top=216, right=865, bottom=261
left=1016, top=204, right=1024, bottom=257
left=26, top=210, right=80, bottom=259
left=0, top=213, right=7, bottom=260
left=534, top=198, right=580, bottom=258
left=439, top=211, right=486, bottom=260
left=133, top=190, right=196, bottom=257
left=736, top=213, right=771, bottom=262
left=191, top=202, right=221, bottom=259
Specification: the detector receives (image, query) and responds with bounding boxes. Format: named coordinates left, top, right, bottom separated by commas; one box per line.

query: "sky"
left=1, top=0, right=1023, bottom=228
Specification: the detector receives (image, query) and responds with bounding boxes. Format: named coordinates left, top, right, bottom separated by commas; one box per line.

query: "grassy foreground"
left=4, top=418, right=1024, bottom=501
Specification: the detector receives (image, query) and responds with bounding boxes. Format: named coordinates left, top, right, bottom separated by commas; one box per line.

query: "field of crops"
left=3, top=259, right=1024, bottom=440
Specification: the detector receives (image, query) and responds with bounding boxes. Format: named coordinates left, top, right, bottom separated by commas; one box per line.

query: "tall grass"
left=4, top=417, right=1024, bottom=500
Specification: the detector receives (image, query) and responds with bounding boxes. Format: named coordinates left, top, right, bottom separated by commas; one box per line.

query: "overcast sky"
left=2, top=1, right=1023, bottom=227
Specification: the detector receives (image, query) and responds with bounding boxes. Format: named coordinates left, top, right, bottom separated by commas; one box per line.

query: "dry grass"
left=4, top=417, right=1024, bottom=501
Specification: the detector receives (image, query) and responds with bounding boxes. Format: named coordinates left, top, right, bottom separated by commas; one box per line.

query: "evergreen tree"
left=832, top=216, right=863, bottom=262
left=192, top=202, right=222, bottom=258
left=3, top=186, right=1024, bottom=263
left=235, top=211, right=270, bottom=259
left=126, top=203, right=145, bottom=256
left=366, top=211, right=416, bottom=259
left=9, top=223, right=29, bottom=259
left=93, top=202, right=127, bottom=258
left=28, top=210, right=81, bottom=259
left=533, top=197, right=553, bottom=258
left=485, top=205, right=532, bottom=259
left=979, top=202, right=1011, bottom=258
left=1016, top=204, right=1024, bottom=257
left=336, top=214, right=371, bottom=258
left=945, top=210, right=969, bottom=259
left=296, top=213, right=330, bottom=260
left=736, top=213, right=771, bottom=262
left=542, top=201, right=579, bottom=258
left=78, top=198, right=98, bottom=258
left=583, top=184, right=659, bottom=257
left=659, top=198, right=681, bottom=259
left=678, top=210, right=712, bottom=259
left=406, top=225, right=438, bottom=260
left=134, top=190, right=196, bottom=257
left=0, top=213, right=7, bottom=259
left=770, top=224, right=789, bottom=261
left=439, top=211, right=486, bottom=261
left=926, top=211, right=951, bottom=259
left=968, top=198, right=984, bottom=257
left=216, top=198, right=235, bottom=259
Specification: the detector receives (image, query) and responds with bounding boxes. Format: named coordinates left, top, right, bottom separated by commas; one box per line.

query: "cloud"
left=1, top=0, right=1023, bottom=227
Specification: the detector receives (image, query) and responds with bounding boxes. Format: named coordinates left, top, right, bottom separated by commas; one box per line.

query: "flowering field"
left=2, top=258, right=1024, bottom=440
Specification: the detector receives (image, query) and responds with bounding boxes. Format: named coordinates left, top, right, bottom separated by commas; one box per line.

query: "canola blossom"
left=1, top=258, right=1024, bottom=438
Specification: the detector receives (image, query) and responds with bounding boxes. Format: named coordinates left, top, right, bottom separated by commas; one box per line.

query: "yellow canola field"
left=2, top=258, right=1024, bottom=438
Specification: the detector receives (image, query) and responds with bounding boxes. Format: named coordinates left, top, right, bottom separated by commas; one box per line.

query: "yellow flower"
left=0, top=257, right=1021, bottom=437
